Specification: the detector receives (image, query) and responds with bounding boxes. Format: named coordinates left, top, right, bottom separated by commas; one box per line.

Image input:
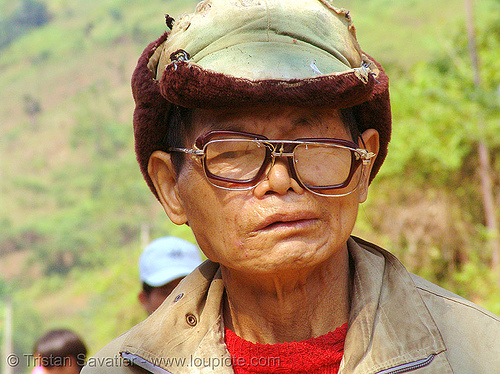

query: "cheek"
left=314, top=192, right=359, bottom=256
left=329, top=194, right=359, bottom=237
left=177, top=169, right=241, bottom=262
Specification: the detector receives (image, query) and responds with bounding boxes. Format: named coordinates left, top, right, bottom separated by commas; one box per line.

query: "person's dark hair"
left=34, top=329, right=87, bottom=371
left=339, top=107, right=361, bottom=142
left=165, top=105, right=193, bottom=174
left=142, top=281, right=154, bottom=295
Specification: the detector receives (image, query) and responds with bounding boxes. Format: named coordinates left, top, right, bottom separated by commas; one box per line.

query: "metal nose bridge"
left=269, top=143, right=294, bottom=158
left=264, top=142, right=298, bottom=186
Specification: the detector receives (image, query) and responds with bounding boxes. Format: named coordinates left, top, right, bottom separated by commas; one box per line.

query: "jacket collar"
left=120, top=237, right=451, bottom=374
left=340, top=237, right=450, bottom=373
left=121, top=262, right=232, bottom=373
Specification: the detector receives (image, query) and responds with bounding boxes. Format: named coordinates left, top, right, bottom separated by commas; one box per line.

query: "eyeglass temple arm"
left=356, top=136, right=376, bottom=163
left=169, top=144, right=374, bottom=162
left=168, top=147, right=204, bottom=156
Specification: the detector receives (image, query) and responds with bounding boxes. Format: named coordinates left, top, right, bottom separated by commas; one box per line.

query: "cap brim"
left=160, top=55, right=377, bottom=110
left=142, top=265, right=199, bottom=287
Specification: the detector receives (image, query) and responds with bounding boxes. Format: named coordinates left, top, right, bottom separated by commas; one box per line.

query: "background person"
left=138, top=236, right=203, bottom=315
left=83, top=0, right=500, bottom=373
left=32, top=329, right=87, bottom=374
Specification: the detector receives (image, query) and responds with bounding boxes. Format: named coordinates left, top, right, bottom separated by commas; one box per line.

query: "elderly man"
left=83, top=0, right=500, bottom=373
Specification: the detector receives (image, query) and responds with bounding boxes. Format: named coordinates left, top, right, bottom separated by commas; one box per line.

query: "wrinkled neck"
left=221, top=245, right=352, bottom=344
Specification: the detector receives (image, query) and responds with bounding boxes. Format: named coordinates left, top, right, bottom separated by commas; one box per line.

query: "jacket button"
left=173, top=293, right=184, bottom=303
left=186, top=313, right=197, bottom=327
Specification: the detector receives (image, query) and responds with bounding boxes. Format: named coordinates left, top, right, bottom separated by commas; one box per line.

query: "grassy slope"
left=0, top=0, right=200, bottom=362
left=0, top=0, right=489, bottom=362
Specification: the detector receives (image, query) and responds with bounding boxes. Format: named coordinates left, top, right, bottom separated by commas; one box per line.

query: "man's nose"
left=253, top=157, right=304, bottom=197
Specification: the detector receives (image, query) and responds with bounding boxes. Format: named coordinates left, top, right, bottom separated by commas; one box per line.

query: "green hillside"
left=1, top=0, right=499, bottom=371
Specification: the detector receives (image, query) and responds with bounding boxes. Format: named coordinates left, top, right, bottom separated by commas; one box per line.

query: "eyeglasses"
left=169, top=130, right=376, bottom=197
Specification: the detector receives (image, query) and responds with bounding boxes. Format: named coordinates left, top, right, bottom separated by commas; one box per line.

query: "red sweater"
left=224, top=323, right=347, bottom=374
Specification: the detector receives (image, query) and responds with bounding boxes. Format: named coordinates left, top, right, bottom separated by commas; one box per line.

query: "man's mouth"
left=256, top=212, right=318, bottom=232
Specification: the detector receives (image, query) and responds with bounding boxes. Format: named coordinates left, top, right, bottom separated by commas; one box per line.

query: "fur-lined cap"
left=132, top=0, right=391, bottom=195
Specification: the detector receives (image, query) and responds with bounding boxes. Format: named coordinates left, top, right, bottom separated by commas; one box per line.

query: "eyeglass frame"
left=168, top=130, right=376, bottom=197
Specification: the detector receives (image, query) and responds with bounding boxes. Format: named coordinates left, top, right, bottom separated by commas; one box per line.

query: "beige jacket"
left=82, top=237, right=500, bottom=373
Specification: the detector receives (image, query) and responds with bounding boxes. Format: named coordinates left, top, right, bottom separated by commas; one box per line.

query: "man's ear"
left=358, top=128, right=379, bottom=203
left=148, top=151, right=188, bottom=225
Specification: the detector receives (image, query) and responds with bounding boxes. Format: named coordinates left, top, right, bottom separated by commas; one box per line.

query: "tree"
left=464, top=0, right=499, bottom=270
left=380, top=0, right=500, bottom=280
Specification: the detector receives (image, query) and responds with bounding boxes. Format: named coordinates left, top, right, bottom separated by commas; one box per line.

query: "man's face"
left=151, top=105, right=378, bottom=279
left=37, top=357, right=81, bottom=374
left=139, top=277, right=183, bottom=315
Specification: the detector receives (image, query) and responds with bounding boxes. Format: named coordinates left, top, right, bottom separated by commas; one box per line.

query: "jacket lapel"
left=120, top=261, right=233, bottom=374
left=341, top=237, right=452, bottom=374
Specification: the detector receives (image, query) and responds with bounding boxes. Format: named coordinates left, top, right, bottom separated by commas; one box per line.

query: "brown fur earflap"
left=352, top=56, right=391, bottom=181
left=132, top=31, right=172, bottom=197
left=160, top=62, right=376, bottom=110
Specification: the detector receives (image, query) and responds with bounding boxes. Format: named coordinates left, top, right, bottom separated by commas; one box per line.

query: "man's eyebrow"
left=207, top=122, right=245, bottom=131
left=201, top=110, right=333, bottom=132
left=291, top=114, right=323, bottom=129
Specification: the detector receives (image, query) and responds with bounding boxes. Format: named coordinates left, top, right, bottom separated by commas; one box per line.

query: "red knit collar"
left=224, top=323, right=347, bottom=373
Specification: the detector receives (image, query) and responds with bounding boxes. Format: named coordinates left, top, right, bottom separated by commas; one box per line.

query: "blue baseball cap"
left=139, top=237, right=203, bottom=287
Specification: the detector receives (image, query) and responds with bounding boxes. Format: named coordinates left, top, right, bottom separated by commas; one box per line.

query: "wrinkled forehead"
left=189, top=105, right=349, bottom=141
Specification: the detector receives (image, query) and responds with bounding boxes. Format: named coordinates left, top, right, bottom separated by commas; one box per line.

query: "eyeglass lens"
left=205, top=139, right=267, bottom=182
left=294, top=143, right=355, bottom=187
left=203, top=139, right=362, bottom=195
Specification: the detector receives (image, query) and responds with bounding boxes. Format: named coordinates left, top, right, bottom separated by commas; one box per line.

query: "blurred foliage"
left=358, top=0, right=500, bottom=312
left=0, top=0, right=499, bottom=364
